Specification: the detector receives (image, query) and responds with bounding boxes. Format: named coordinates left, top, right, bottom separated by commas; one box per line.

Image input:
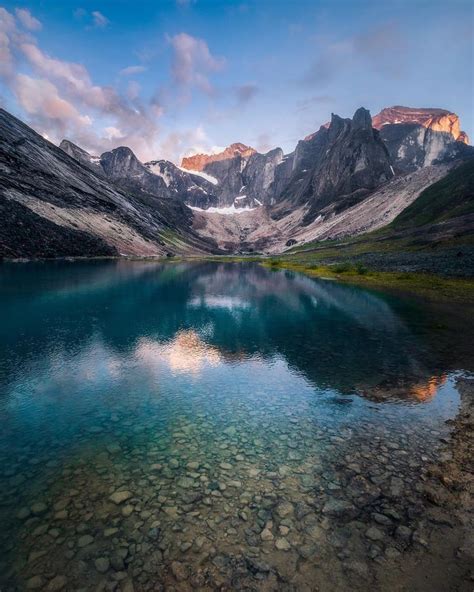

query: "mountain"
left=1, top=104, right=472, bottom=260
left=181, top=143, right=256, bottom=172
left=372, top=106, right=469, bottom=143
left=277, top=107, right=394, bottom=223
left=372, top=106, right=471, bottom=173
left=0, top=109, right=219, bottom=259
left=59, top=139, right=103, bottom=173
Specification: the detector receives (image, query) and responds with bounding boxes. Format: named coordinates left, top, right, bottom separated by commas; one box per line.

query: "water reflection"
left=0, top=260, right=472, bottom=403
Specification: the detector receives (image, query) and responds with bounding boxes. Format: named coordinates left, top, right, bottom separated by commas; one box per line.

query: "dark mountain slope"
left=0, top=109, right=219, bottom=258
left=276, top=108, right=394, bottom=224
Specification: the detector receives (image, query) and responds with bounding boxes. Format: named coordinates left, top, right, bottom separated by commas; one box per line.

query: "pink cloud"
left=15, top=8, right=42, bottom=31
left=168, top=32, right=225, bottom=99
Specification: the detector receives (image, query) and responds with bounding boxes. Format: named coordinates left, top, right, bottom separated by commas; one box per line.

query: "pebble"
left=109, top=490, right=133, bottom=505
left=366, top=526, right=385, bottom=541
left=275, top=537, right=291, bottom=551
left=171, top=561, right=188, bottom=582
left=46, top=575, right=67, bottom=591
left=77, top=534, right=94, bottom=548
left=95, top=557, right=110, bottom=573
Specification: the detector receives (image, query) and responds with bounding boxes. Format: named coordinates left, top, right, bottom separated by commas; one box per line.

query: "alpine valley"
left=1, top=105, right=473, bottom=270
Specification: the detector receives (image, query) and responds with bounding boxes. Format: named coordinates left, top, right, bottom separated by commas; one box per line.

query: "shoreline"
left=2, top=253, right=474, bottom=303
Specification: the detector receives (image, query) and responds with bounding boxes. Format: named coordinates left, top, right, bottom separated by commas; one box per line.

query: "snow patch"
left=146, top=162, right=172, bottom=187
left=234, top=195, right=247, bottom=201
left=189, top=204, right=256, bottom=215
left=178, top=166, right=219, bottom=185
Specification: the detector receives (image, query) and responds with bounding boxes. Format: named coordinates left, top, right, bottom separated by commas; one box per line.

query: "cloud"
left=74, top=8, right=109, bottom=29
left=91, top=11, right=109, bottom=28
left=302, top=22, right=404, bottom=86
left=235, top=83, right=258, bottom=106
left=13, top=74, right=92, bottom=129
left=15, top=8, right=42, bottom=31
left=296, top=94, right=335, bottom=112
left=158, top=125, right=225, bottom=162
left=255, top=132, right=272, bottom=153
left=0, top=7, right=161, bottom=160
left=120, top=65, right=147, bottom=76
left=168, top=32, right=225, bottom=100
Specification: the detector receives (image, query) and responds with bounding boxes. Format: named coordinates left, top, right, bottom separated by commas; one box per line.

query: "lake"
left=0, top=260, right=472, bottom=591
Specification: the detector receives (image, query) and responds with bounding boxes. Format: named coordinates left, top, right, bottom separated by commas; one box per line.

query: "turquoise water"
left=0, top=261, right=472, bottom=591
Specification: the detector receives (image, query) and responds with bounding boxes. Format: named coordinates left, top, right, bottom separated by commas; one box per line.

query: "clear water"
left=0, top=261, right=472, bottom=591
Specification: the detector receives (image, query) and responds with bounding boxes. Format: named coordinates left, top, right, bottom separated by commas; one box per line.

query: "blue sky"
left=0, top=0, right=472, bottom=162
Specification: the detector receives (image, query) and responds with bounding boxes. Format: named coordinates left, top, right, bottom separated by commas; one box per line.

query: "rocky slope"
left=0, top=109, right=219, bottom=258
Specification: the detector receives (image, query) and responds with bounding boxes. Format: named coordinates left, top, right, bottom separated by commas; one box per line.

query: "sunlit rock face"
left=181, top=143, right=256, bottom=172
left=372, top=106, right=469, bottom=144
left=372, top=106, right=472, bottom=173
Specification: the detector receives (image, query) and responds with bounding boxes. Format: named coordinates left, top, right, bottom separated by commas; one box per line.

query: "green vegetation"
left=259, top=259, right=474, bottom=302
left=392, top=158, right=474, bottom=229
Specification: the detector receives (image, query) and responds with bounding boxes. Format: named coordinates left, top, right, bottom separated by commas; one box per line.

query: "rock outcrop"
left=372, top=107, right=472, bottom=173
left=372, top=106, right=469, bottom=144
left=181, top=143, right=256, bottom=172
left=278, top=107, right=394, bottom=223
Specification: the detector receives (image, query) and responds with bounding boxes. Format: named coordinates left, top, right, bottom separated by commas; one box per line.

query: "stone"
left=110, top=490, right=133, bottom=504
left=366, top=526, right=384, bottom=541
left=276, top=501, right=294, bottom=518
left=26, top=576, right=44, bottom=589
left=395, top=525, right=412, bottom=542
left=322, top=499, right=357, bottom=519
left=95, top=557, right=110, bottom=573
left=171, top=561, right=188, bottom=582
left=77, top=534, right=94, bottom=548
left=107, top=443, right=122, bottom=454
left=16, top=507, right=31, bottom=520
left=31, top=502, right=48, bottom=515
left=275, top=537, right=291, bottom=551
left=47, top=575, right=67, bottom=591
left=260, top=528, right=274, bottom=541
left=121, top=505, right=134, bottom=517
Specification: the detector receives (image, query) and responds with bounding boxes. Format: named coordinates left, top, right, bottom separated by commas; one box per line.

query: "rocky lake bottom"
left=0, top=261, right=472, bottom=591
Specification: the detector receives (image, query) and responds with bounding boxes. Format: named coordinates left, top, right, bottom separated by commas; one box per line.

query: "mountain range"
left=0, top=104, right=472, bottom=259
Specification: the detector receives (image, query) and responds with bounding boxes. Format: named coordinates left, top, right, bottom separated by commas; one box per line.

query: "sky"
left=0, top=0, right=472, bottom=164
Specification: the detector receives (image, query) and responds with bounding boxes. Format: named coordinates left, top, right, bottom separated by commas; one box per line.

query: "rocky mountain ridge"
left=1, top=104, right=472, bottom=259
left=0, top=109, right=219, bottom=258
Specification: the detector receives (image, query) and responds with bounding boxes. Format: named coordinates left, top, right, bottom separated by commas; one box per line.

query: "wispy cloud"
left=73, top=8, right=109, bottom=30
left=168, top=32, right=225, bottom=101
left=302, top=22, right=404, bottom=86
left=15, top=8, right=42, bottom=31
left=120, top=65, right=147, bottom=76
left=91, top=10, right=109, bottom=29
